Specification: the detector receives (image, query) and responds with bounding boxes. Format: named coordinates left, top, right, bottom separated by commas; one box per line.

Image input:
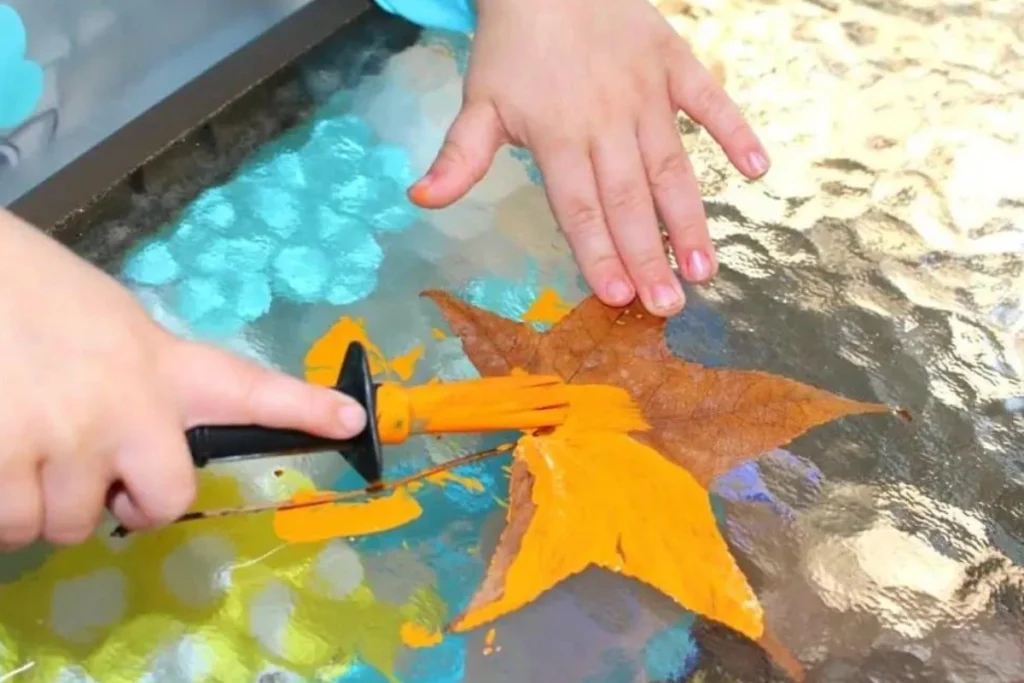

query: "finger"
left=638, top=106, right=716, bottom=284
left=409, top=99, right=506, bottom=208
left=41, top=451, right=112, bottom=545
left=164, top=341, right=366, bottom=438
left=533, top=141, right=634, bottom=306
left=114, top=410, right=196, bottom=528
left=0, top=459, right=42, bottom=550
left=669, top=46, right=770, bottom=180
left=107, top=485, right=150, bottom=532
left=592, top=129, right=685, bottom=317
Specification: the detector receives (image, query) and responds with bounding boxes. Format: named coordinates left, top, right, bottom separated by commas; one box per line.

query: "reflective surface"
left=2, top=1, right=1024, bottom=681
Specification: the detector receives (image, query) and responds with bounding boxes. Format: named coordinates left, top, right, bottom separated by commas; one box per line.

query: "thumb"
left=163, top=340, right=367, bottom=438
left=409, top=99, right=505, bottom=208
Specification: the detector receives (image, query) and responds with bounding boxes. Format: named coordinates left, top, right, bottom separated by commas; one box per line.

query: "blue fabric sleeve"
left=374, top=0, right=477, bottom=34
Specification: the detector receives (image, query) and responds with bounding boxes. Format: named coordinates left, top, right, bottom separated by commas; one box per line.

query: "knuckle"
left=561, top=198, right=605, bottom=238
left=153, top=471, right=197, bottom=525
left=602, top=183, right=648, bottom=215
left=438, top=138, right=470, bottom=168
left=631, top=250, right=671, bottom=278
left=648, top=152, right=691, bottom=192
left=690, top=81, right=729, bottom=119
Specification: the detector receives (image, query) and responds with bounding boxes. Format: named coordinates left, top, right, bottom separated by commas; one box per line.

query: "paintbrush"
left=187, top=342, right=569, bottom=486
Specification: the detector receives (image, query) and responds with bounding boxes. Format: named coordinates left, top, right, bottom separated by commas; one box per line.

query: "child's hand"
left=409, top=0, right=769, bottom=317
left=0, top=211, right=367, bottom=550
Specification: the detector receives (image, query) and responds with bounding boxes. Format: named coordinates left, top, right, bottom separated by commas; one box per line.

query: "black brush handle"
left=185, top=342, right=384, bottom=484
left=186, top=425, right=356, bottom=467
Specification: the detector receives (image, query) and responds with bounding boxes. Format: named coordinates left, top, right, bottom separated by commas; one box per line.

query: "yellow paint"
left=431, top=328, right=447, bottom=340
left=273, top=488, right=423, bottom=543
left=399, top=622, right=443, bottom=648
left=0, top=470, right=446, bottom=682
left=304, top=317, right=424, bottom=385
left=450, top=386, right=764, bottom=641
left=426, top=470, right=485, bottom=493
left=522, top=288, right=572, bottom=326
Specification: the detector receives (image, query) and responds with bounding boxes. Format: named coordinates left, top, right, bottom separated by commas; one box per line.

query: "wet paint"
left=522, top=288, right=572, bottom=327
left=400, top=621, right=444, bottom=648
left=274, top=488, right=423, bottom=543
left=0, top=471, right=444, bottom=682
left=481, top=627, right=500, bottom=656
left=450, top=385, right=764, bottom=641
left=305, top=317, right=425, bottom=385
left=431, top=328, right=447, bottom=340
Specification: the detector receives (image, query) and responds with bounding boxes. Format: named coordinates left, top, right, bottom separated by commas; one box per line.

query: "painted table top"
left=2, top=1, right=1024, bottom=681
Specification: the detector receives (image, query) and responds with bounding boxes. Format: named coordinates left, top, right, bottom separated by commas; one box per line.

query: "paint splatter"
left=522, top=288, right=572, bottom=326
left=481, top=627, right=500, bottom=656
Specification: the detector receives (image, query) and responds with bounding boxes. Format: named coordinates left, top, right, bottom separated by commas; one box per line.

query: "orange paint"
left=373, top=375, right=571, bottom=444
left=273, top=488, right=422, bottom=543
left=450, top=384, right=764, bottom=642
left=482, top=626, right=500, bottom=655
left=304, top=317, right=425, bottom=384
left=408, top=182, right=431, bottom=207
left=426, top=470, right=485, bottom=493
left=400, top=621, right=443, bottom=648
left=522, top=288, right=572, bottom=326
left=431, top=328, right=447, bottom=340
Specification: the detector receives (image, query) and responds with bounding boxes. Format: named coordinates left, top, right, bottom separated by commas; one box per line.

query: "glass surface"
left=0, top=0, right=320, bottom=207
left=2, top=1, right=1024, bottom=681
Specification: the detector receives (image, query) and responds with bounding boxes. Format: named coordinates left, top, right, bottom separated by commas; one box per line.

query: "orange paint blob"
left=431, top=328, right=447, bottom=340
left=400, top=621, right=443, bottom=649
left=273, top=488, right=422, bottom=543
left=426, top=470, right=485, bottom=493
left=304, top=317, right=425, bottom=385
left=450, top=384, right=764, bottom=642
left=408, top=182, right=431, bottom=207
left=522, top=288, right=572, bottom=326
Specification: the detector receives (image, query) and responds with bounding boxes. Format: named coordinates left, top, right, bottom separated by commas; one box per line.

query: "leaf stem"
left=110, top=443, right=514, bottom=538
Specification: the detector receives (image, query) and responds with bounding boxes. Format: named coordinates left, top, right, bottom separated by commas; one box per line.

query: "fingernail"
left=408, top=172, right=435, bottom=205
left=650, top=282, right=684, bottom=314
left=685, top=250, right=712, bottom=282
left=605, top=278, right=634, bottom=305
left=748, top=150, right=771, bottom=177
left=338, top=400, right=367, bottom=434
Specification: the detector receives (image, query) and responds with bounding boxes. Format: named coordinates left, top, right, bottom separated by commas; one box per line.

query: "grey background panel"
left=0, top=0, right=367, bottom=217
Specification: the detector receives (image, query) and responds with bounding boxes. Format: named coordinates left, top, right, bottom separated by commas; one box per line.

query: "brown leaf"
left=423, top=291, right=889, bottom=486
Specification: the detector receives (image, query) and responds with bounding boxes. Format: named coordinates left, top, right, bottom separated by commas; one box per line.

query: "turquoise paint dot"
left=194, top=237, right=274, bottom=274
left=122, top=241, right=180, bottom=286
left=461, top=277, right=539, bottom=321
left=331, top=175, right=377, bottom=217
left=254, top=187, right=301, bottom=239
left=233, top=272, right=272, bottom=321
left=372, top=201, right=419, bottom=234
left=0, top=5, right=43, bottom=129
left=321, top=221, right=384, bottom=306
left=363, top=144, right=417, bottom=187
left=272, top=245, right=331, bottom=302
left=312, top=114, right=374, bottom=166
left=180, top=188, right=237, bottom=233
left=643, top=614, right=700, bottom=682
left=317, top=206, right=366, bottom=242
left=175, top=276, right=227, bottom=326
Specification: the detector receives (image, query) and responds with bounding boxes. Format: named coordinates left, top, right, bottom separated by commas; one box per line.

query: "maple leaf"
left=423, top=291, right=889, bottom=487
left=423, top=290, right=893, bottom=679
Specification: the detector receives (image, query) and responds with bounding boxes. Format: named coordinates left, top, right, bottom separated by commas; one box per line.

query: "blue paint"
left=123, top=242, right=180, bottom=286
left=643, top=613, right=700, bottom=682
left=510, top=148, right=544, bottom=186
left=582, top=648, right=638, bottom=683
left=0, top=5, right=43, bottom=129
left=120, top=97, right=420, bottom=337
left=272, top=245, right=331, bottom=303
left=375, top=0, right=477, bottom=34
left=334, top=659, right=391, bottom=683
left=400, top=633, right=467, bottom=683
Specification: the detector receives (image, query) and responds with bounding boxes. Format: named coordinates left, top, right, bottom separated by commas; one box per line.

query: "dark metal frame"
left=9, top=0, right=373, bottom=231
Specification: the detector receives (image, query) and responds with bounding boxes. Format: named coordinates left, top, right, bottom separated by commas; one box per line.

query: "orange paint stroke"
left=482, top=627, right=498, bottom=656
left=273, top=488, right=422, bottom=543
left=426, top=470, right=485, bottom=493
left=304, top=317, right=425, bottom=385
left=522, top=288, right=572, bottom=326
left=400, top=621, right=443, bottom=649
left=431, top=328, right=447, bottom=340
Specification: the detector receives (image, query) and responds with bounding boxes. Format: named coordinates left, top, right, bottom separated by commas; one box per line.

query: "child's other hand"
left=409, top=0, right=769, bottom=317
left=0, top=211, right=367, bottom=550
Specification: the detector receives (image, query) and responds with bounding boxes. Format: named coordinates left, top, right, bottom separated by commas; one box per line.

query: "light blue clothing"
left=374, top=0, right=476, bottom=34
